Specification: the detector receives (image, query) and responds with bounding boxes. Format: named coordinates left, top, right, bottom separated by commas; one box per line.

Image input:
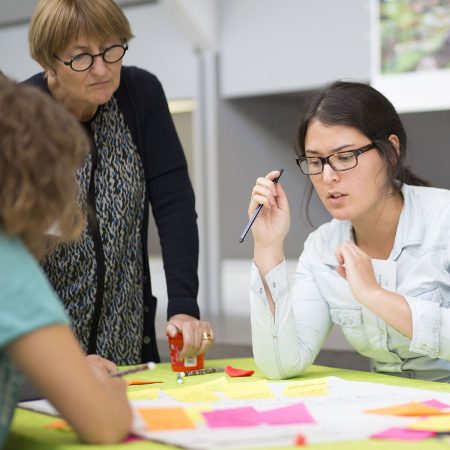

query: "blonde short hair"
left=29, top=0, right=134, bottom=69
left=0, top=76, right=88, bottom=258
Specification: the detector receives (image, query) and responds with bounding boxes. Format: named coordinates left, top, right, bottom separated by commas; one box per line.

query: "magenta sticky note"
left=258, top=403, right=316, bottom=425
left=203, top=407, right=260, bottom=428
left=422, top=399, right=450, bottom=410
left=371, top=427, right=436, bottom=441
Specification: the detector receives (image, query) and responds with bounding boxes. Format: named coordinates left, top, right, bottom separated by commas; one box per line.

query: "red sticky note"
left=295, top=434, right=307, bottom=446
left=225, top=365, right=255, bottom=377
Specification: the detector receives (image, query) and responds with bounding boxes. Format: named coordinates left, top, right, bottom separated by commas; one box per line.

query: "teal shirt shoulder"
left=0, top=233, right=69, bottom=448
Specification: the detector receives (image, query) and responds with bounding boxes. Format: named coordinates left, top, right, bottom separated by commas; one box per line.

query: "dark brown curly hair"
left=0, top=76, right=88, bottom=258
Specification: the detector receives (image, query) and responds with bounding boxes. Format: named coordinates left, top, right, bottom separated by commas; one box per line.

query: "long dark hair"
left=297, top=81, right=430, bottom=221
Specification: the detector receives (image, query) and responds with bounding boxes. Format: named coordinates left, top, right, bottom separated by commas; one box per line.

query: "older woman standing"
left=25, top=0, right=214, bottom=365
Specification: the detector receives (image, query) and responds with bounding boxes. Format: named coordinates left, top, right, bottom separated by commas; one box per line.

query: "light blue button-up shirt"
left=250, top=184, right=450, bottom=381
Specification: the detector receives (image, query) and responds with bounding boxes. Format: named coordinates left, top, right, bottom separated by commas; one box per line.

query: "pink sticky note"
left=258, top=403, right=316, bottom=425
left=203, top=407, right=260, bottom=428
left=422, top=399, right=450, bottom=410
left=371, top=427, right=436, bottom=441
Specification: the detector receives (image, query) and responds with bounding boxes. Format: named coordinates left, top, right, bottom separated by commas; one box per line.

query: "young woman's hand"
left=85, top=354, right=117, bottom=375
left=249, top=170, right=290, bottom=249
left=8, top=325, right=132, bottom=444
left=335, top=241, right=383, bottom=303
left=335, top=240, right=413, bottom=338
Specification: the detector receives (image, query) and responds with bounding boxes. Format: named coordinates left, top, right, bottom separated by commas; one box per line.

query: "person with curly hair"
left=0, top=76, right=131, bottom=447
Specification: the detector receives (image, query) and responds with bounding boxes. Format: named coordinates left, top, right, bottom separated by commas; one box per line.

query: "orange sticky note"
left=127, top=379, right=162, bottom=386
left=44, top=419, right=71, bottom=431
left=366, top=402, right=443, bottom=416
left=138, top=407, right=196, bottom=431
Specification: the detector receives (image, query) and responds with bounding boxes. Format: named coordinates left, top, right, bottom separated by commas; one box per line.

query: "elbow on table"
left=77, top=406, right=132, bottom=445
left=255, top=356, right=306, bottom=380
left=254, top=344, right=309, bottom=380
left=80, top=424, right=130, bottom=445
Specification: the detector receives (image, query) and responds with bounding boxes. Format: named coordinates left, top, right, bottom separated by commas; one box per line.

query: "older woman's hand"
left=166, top=314, right=215, bottom=358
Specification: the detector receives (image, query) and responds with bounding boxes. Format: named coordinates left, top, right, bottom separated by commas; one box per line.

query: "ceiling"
left=0, top=0, right=157, bottom=27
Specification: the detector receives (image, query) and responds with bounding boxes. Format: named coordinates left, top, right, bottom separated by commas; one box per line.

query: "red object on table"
left=167, top=332, right=204, bottom=372
left=295, top=434, right=307, bottom=446
left=225, top=365, right=255, bottom=377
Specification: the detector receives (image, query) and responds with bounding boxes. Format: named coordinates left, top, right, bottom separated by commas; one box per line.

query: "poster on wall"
left=371, top=0, right=450, bottom=113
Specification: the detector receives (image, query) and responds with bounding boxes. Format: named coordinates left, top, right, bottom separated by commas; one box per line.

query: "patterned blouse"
left=42, top=96, right=146, bottom=364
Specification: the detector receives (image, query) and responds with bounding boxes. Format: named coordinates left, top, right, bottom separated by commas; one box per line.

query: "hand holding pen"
left=111, top=362, right=156, bottom=378
left=240, top=169, right=290, bottom=247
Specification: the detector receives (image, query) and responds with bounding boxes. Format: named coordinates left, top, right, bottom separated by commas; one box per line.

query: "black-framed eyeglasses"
left=54, top=43, right=128, bottom=72
left=295, top=143, right=376, bottom=175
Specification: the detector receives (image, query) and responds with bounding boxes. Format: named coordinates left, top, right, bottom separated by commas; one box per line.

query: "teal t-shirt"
left=0, top=233, right=69, bottom=448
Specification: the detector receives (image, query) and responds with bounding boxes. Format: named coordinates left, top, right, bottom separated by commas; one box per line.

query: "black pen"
left=239, top=168, right=284, bottom=243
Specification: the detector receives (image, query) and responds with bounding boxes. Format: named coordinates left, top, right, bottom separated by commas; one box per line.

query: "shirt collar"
left=390, top=183, right=424, bottom=260
left=320, top=183, right=424, bottom=266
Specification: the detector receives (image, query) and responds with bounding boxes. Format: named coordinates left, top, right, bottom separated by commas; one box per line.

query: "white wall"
left=219, top=0, right=371, bottom=98
left=0, top=25, right=41, bottom=81
left=124, top=3, right=196, bottom=100
left=0, top=2, right=196, bottom=100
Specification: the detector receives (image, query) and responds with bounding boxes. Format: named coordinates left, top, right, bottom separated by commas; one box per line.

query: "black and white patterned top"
left=42, top=97, right=146, bottom=364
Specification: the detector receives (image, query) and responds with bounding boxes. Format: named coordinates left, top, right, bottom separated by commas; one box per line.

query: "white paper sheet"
left=19, top=376, right=450, bottom=449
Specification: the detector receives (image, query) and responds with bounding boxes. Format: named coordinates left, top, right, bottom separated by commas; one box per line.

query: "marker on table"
left=176, top=367, right=225, bottom=384
left=238, top=168, right=284, bottom=243
left=111, top=361, right=156, bottom=378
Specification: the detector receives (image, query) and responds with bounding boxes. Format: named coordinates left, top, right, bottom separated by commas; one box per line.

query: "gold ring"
left=201, top=331, right=212, bottom=341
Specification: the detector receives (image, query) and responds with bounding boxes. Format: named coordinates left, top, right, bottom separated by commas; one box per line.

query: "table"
left=6, top=357, right=450, bottom=449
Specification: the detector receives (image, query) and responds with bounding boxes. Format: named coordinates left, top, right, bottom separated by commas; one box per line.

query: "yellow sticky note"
left=283, top=377, right=329, bottom=397
left=366, top=402, right=442, bottom=417
left=409, top=415, right=450, bottom=432
left=185, top=405, right=212, bottom=425
left=165, top=385, right=220, bottom=402
left=137, top=407, right=196, bottom=431
left=223, top=380, right=274, bottom=400
left=128, top=388, right=160, bottom=400
left=197, top=376, right=228, bottom=392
